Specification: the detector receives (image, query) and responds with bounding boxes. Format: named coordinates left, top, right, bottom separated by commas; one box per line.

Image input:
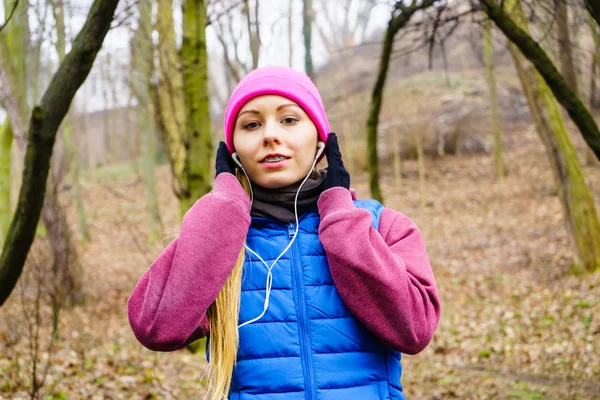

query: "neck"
left=254, top=178, right=307, bottom=193
left=249, top=169, right=326, bottom=223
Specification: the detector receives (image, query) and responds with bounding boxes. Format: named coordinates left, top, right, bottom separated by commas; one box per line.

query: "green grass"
left=86, top=159, right=139, bottom=183
left=80, top=149, right=168, bottom=184
left=508, top=381, right=547, bottom=399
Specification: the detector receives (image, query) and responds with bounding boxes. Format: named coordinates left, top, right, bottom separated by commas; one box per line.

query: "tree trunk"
left=0, top=0, right=29, bottom=244
left=366, top=0, right=436, bottom=203
left=588, top=18, right=600, bottom=166
left=0, top=120, right=12, bottom=245
left=83, top=89, right=97, bottom=181
left=416, top=129, right=426, bottom=209
left=3, top=0, right=29, bottom=114
left=179, top=0, right=213, bottom=354
left=181, top=0, right=213, bottom=216
left=366, top=17, right=394, bottom=203
left=243, top=0, right=260, bottom=69
left=589, top=19, right=600, bottom=98
left=288, top=0, right=293, bottom=67
left=254, top=0, right=260, bottom=68
left=480, top=0, right=600, bottom=160
left=140, top=101, right=163, bottom=242
left=0, top=0, right=119, bottom=307
left=52, top=0, right=90, bottom=243
left=101, top=54, right=111, bottom=163
left=35, top=0, right=87, bottom=307
left=0, top=58, right=26, bottom=144
left=71, top=124, right=90, bottom=241
left=134, top=0, right=163, bottom=241
left=41, top=175, right=83, bottom=305
left=303, top=0, right=313, bottom=78
left=109, top=54, right=120, bottom=161
left=483, top=19, right=506, bottom=181
left=31, top=29, right=42, bottom=105
left=507, top=0, right=600, bottom=273
left=156, top=0, right=188, bottom=202
left=587, top=0, right=600, bottom=27
left=555, top=0, right=578, bottom=95
left=4, top=1, right=86, bottom=293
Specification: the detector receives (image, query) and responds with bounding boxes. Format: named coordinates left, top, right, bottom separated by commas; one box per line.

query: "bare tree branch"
left=479, top=0, right=600, bottom=159
left=427, top=5, right=445, bottom=70
left=367, top=0, right=439, bottom=201
left=206, top=0, right=244, bottom=26
left=0, top=0, right=20, bottom=34
left=110, top=0, right=139, bottom=29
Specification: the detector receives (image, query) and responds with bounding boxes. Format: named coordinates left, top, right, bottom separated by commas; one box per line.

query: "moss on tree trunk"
left=366, top=0, right=436, bottom=203
left=483, top=19, right=506, bottom=182
left=181, top=0, right=213, bottom=217
left=156, top=0, right=188, bottom=208
left=480, top=0, right=600, bottom=160
left=507, top=0, right=600, bottom=273
left=0, top=120, right=12, bottom=245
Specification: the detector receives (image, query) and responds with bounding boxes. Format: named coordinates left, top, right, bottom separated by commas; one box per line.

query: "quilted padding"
left=228, top=201, right=405, bottom=400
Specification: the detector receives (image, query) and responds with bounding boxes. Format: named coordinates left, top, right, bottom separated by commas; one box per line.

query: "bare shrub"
left=0, top=242, right=64, bottom=399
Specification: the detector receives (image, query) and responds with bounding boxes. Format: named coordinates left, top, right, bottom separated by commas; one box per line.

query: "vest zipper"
left=289, top=222, right=315, bottom=400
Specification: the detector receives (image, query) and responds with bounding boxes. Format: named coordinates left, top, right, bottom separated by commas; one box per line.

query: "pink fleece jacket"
left=127, top=173, right=440, bottom=355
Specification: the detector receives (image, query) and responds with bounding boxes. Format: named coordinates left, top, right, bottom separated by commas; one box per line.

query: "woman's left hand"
left=324, top=133, right=351, bottom=190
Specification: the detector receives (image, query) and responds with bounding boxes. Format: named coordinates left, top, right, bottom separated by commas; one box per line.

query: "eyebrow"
left=238, top=103, right=301, bottom=118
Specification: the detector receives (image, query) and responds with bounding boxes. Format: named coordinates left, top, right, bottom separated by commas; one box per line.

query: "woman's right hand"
left=215, top=141, right=237, bottom=177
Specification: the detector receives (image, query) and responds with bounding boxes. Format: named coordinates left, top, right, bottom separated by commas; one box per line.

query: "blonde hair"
left=205, top=165, right=321, bottom=399
left=205, top=169, right=250, bottom=400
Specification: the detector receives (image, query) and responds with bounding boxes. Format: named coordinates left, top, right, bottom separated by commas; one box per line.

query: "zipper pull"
left=288, top=222, right=295, bottom=239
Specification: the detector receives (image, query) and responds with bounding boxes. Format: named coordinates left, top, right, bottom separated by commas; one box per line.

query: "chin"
left=253, top=174, right=301, bottom=189
left=256, top=179, right=294, bottom=189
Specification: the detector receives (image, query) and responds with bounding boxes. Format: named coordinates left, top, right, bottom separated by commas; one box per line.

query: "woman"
left=128, top=65, right=441, bottom=400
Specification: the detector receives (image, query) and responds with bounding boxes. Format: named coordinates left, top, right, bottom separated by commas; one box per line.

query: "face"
left=233, top=95, right=319, bottom=189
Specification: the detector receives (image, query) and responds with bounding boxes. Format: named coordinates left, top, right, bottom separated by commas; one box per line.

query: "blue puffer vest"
left=212, top=200, right=404, bottom=400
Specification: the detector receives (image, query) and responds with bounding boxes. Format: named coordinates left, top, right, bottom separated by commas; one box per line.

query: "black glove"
left=324, top=133, right=351, bottom=190
left=215, top=141, right=237, bottom=177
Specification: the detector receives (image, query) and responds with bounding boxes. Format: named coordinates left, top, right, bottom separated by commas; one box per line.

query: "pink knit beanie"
left=224, top=66, right=330, bottom=154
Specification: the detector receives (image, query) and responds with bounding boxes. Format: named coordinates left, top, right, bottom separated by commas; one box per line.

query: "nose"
left=262, top=119, right=282, bottom=146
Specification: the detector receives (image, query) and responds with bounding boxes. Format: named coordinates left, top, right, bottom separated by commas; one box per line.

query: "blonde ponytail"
left=205, top=169, right=251, bottom=400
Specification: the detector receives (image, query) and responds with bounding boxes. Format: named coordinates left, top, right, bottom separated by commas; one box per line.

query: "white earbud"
left=231, top=152, right=254, bottom=204
left=315, top=141, right=325, bottom=160
left=232, top=152, right=243, bottom=169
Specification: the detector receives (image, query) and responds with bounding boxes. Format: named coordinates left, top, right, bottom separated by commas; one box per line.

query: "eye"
left=243, top=121, right=261, bottom=130
left=282, top=117, right=299, bottom=125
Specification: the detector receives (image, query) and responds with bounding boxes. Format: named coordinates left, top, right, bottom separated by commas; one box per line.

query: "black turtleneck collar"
left=250, top=169, right=326, bottom=223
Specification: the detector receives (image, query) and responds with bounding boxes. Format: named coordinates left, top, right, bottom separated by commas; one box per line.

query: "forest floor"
left=1, top=121, right=600, bottom=400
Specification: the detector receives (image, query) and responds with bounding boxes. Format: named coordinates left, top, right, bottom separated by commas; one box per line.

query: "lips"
left=260, top=154, right=291, bottom=163
left=259, top=154, right=291, bottom=169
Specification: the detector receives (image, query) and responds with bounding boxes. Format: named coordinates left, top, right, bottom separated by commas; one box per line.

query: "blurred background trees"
left=1, top=0, right=600, bottom=397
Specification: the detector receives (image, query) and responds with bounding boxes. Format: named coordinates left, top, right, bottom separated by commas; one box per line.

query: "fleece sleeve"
left=127, top=173, right=251, bottom=352
left=317, top=187, right=441, bottom=354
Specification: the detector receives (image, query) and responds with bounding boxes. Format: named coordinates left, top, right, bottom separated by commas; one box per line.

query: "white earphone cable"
left=235, top=143, right=325, bottom=328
